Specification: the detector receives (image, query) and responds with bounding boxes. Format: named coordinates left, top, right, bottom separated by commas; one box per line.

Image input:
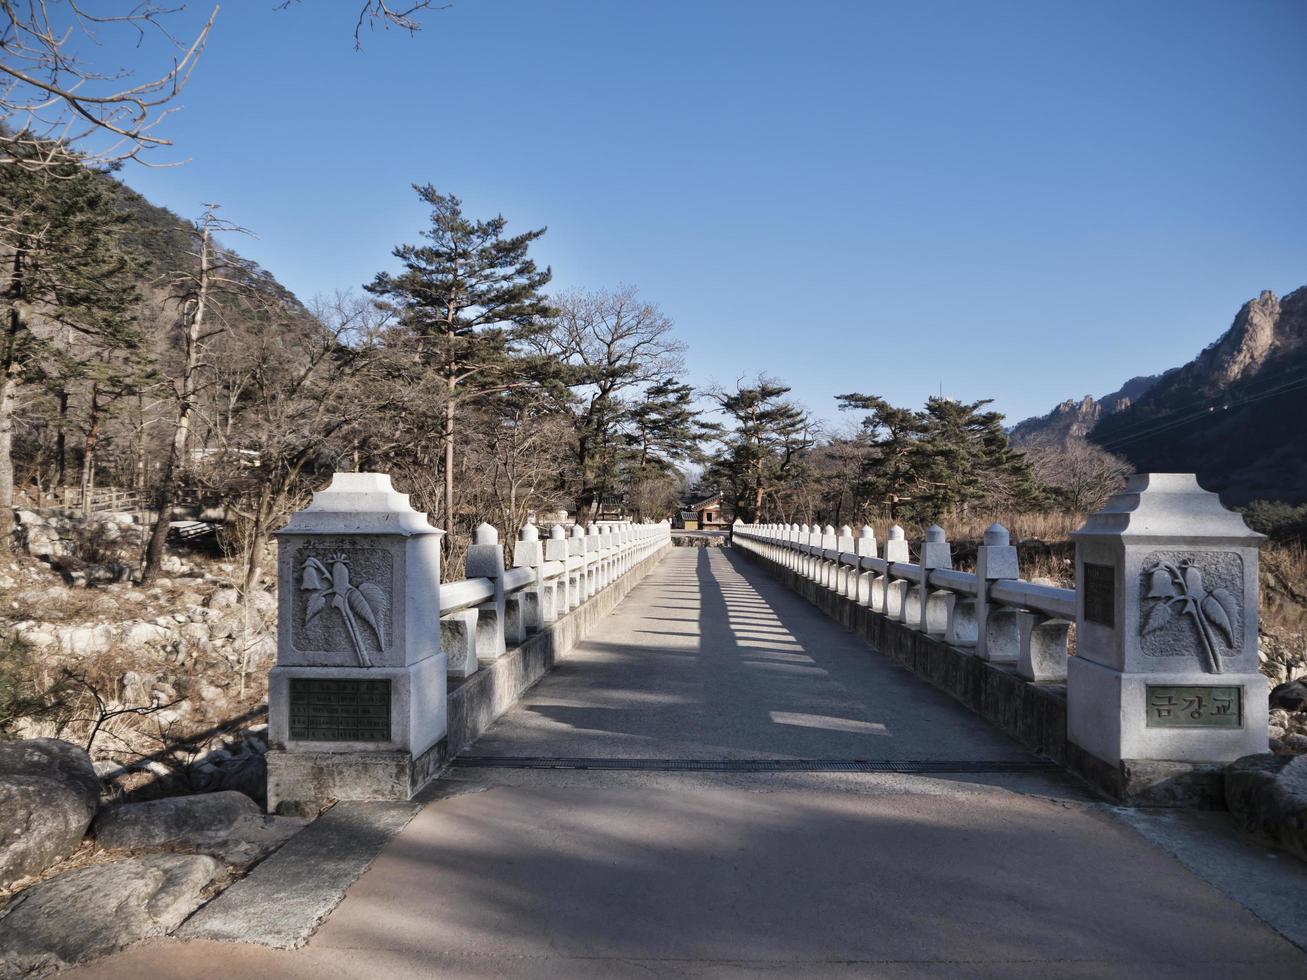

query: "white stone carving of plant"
left=1142, top=559, right=1237, bottom=675
left=301, top=553, right=386, bottom=667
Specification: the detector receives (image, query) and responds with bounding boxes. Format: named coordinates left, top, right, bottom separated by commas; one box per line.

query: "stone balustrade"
left=733, top=518, right=1076, bottom=682
left=731, top=474, right=1269, bottom=805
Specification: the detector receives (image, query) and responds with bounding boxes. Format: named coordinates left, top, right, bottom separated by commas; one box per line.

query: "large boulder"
left=1225, top=753, right=1307, bottom=862
left=0, top=738, right=99, bottom=812
left=0, top=854, right=222, bottom=974
left=1270, top=678, right=1307, bottom=712
left=0, top=739, right=99, bottom=889
left=92, top=791, right=306, bottom=868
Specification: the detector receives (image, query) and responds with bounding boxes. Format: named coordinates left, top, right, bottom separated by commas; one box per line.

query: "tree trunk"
left=141, top=215, right=211, bottom=584
left=443, top=388, right=455, bottom=546
left=0, top=249, right=26, bottom=553
left=79, top=385, right=101, bottom=512
left=56, top=389, right=68, bottom=487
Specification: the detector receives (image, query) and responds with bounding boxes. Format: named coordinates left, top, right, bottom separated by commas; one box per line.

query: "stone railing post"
left=1068, top=473, right=1268, bottom=770
left=854, top=525, right=877, bottom=605
left=880, top=525, right=910, bottom=617
left=569, top=524, right=587, bottom=602
left=268, top=472, right=446, bottom=813
left=512, top=520, right=548, bottom=631
left=905, top=524, right=951, bottom=634
left=467, top=522, right=507, bottom=659
left=545, top=524, right=572, bottom=611
left=975, top=523, right=1020, bottom=662
left=600, top=524, right=615, bottom=586
left=835, top=524, right=855, bottom=596
left=820, top=525, right=837, bottom=589
left=585, top=525, right=602, bottom=597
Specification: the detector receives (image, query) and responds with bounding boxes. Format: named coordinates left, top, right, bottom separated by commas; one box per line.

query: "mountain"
left=1013, top=287, right=1307, bottom=506
left=1010, top=374, right=1160, bottom=446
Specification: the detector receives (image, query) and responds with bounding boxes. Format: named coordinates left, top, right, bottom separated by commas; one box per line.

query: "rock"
left=16, top=627, right=55, bottom=649
left=0, top=778, right=92, bottom=892
left=206, top=587, right=241, bottom=611
left=245, top=589, right=276, bottom=617
left=120, top=670, right=159, bottom=705
left=1284, top=733, right=1307, bottom=754
left=195, top=682, right=225, bottom=703
left=124, top=621, right=172, bottom=647
left=244, top=635, right=276, bottom=668
left=0, top=854, right=222, bottom=971
left=92, top=791, right=306, bottom=868
left=1270, top=679, right=1307, bottom=712
left=0, top=740, right=99, bottom=889
left=56, top=624, right=114, bottom=656
left=1225, top=753, right=1307, bottom=862
left=207, top=618, right=235, bottom=641
left=0, top=739, right=99, bottom=815
left=92, top=760, right=130, bottom=781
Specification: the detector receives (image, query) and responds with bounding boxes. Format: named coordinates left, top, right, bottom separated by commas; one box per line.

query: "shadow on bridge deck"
left=463, top=546, right=1041, bottom=769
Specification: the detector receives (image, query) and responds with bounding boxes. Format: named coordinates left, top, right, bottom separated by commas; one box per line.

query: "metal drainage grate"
left=452, top=757, right=1060, bottom=774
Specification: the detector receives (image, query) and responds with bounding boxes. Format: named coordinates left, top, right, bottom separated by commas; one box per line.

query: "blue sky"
left=119, top=0, right=1307, bottom=428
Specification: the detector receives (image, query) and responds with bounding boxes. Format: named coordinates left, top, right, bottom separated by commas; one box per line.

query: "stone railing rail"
left=732, top=520, right=1075, bottom=680
left=439, top=518, right=671, bottom=678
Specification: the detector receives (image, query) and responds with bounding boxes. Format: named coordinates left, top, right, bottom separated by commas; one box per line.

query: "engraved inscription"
left=288, top=678, right=391, bottom=742
left=1145, top=685, right=1242, bottom=729
left=292, top=546, right=392, bottom=665
left=1140, top=551, right=1242, bottom=674
left=1083, top=563, right=1115, bottom=628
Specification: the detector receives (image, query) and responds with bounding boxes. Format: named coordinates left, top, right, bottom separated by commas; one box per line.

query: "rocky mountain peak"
left=1209, top=289, right=1281, bottom=386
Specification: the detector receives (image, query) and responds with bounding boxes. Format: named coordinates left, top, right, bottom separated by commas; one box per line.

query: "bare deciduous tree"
left=0, top=1, right=216, bottom=169
left=1021, top=435, right=1131, bottom=513
left=543, top=287, right=685, bottom=520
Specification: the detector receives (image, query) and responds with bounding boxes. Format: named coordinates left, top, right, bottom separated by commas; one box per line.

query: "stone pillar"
left=513, top=521, right=547, bottom=630
left=1068, top=473, right=1268, bottom=768
left=820, top=524, right=837, bottom=588
left=905, top=525, right=951, bottom=634
left=267, top=472, right=447, bottom=813
left=854, top=525, right=877, bottom=605
left=545, top=524, right=572, bottom=611
left=466, top=523, right=506, bottom=660
left=880, top=525, right=909, bottom=617
left=586, top=525, right=602, bottom=596
left=976, top=523, right=1020, bottom=663
left=835, top=525, right=855, bottom=596
left=569, top=524, right=587, bottom=602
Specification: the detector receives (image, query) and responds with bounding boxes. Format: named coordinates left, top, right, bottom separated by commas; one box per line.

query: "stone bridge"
left=71, top=473, right=1307, bottom=978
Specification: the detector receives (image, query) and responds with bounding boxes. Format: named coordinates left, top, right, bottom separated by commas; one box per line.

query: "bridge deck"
left=74, top=548, right=1307, bottom=979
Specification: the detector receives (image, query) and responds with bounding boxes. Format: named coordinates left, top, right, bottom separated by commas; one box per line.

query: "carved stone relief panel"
left=291, top=545, right=393, bottom=666
left=1139, top=550, right=1243, bottom=674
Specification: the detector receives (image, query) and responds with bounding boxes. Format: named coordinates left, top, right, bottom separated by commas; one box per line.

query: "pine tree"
left=709, top=378, right=812, bottom=522
left=365, top=186, right=556, bottom=536
left=627, top=378, right=718, bottom=474
left=913, top=397, right=1043, bottom=518
left=0, top=146, right=145, bottom=549
left=836, top=393, right=926, bottom=519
